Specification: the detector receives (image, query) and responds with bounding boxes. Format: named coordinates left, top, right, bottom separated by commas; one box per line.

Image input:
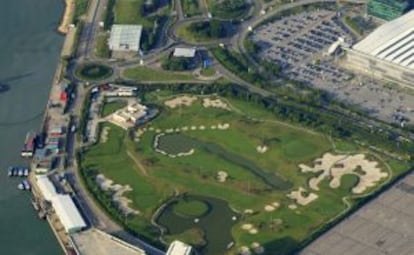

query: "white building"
left=345, top=10, right=414, bottom=85
left=109, top=25, right=143, bottom=52
left=35, top=175, right=87, bottom=234
left=52, top=194, right=87, bottom=234
left=110, top=103, right=148, bottom=129
left=36, top=175, right=57, bottom=201
left=173, top=47, right=196, bottom=58
left=166, top=240, right=192, bottom=255
left=105, top=86, right=138, bottom=97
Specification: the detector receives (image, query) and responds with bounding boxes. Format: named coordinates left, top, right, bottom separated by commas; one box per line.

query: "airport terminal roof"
left=353, top=10, right=414, bottom=69
left=52, top=194, right=86, bottom=233
left=109, top=25, right=143, bottom=52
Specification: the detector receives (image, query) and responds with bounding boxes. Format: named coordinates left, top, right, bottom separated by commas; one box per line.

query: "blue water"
left=0, top=0, right=64, bottom=253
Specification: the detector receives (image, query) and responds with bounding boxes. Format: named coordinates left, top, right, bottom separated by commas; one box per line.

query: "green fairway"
left=114, top=0, right=152, bottom=26
left=123, top=66, right=195, bottom=81
left=80, top=92, right=410, bottom=255
left=208, top=0, right=250, bottom=20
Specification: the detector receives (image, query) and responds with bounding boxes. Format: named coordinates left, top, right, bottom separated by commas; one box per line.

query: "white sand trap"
left=244, top=209, right=254, bottom=214
left=272, top=202, right=280, bottom=208
left=181, top=126, right=188, bottom=131
left=211, top=125, right=217, bottom=129
left=217, top=123, right=230, bottom=130
left=239, top=246, right=251, bottom=255
left=300, top=153, right=388, bottom=194
left=288, top=204, right=298, bottom=210
left=264, top=205, right=275, bottom=212
left=287, top=187, right=318, bottom=206
left=100, top=126, right=111, bottom=143
left=155, top=129, right=161, bottom=133
left=164, top=96, right=197, bottom=109
left=202, top=98, right=231, bottom=110
left=191, top=126, right=197, bottom=130
left=241, top=224, right=253, bottom=230
left=256, top=145, right=268, bottom=153
left=199, top=125, right=205, bottom=130
left=249, top=228, right=258, bottom=234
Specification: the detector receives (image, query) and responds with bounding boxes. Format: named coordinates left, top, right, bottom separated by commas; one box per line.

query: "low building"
left=104, top=86, right=138, bottom=97
left=36, top=175, right=57, bottom=201
left=110, top=103, right=148, bottom=129
left=166, top=240, right=192, bottom=255
left=345, top=10, right=414, bottom=86
left=52, top=194, right=87, bottom=234
left=173, top=47, right=196, bottom=58
left=35, top=174, right=87, bottom=234
left=109, top=25, right=143, bottom=52
left=367, top=0, right=410, bottom=21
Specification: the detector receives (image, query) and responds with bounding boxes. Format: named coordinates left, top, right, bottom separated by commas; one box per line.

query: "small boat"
left=17, top=183, right=24, bottom=190
left=23, top=168, right=29, bottom=177
left=17, top=167, right=24, bottom=177
left=12, top=168, right=17, bottom=177
left=7, top=166, right=13, bottom=177
left=22, top=180, right=31, bottom=190
left=31, top=199, right=39, bottom=211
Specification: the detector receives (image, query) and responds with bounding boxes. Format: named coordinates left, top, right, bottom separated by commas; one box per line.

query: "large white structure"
left=109, top=25, right=143, bottom=52
left=109, top=102, right=148, bottom=129
left=345, top=10, right=414, bottom=85
left=52, top=194, right=87, bottom=234
left=35, top=175, right=86, bottom=234
left=173, top=47, right=196, bottom=58
left=166, top=240, right=192, bottom=255
left=36, top=175, right=57, bottom=201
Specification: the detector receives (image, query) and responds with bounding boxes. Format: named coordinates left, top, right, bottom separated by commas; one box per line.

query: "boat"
left=17, top=168, right=23, bottom=177
left=7, top=166, right=13, bottom=177
left=23, top=168, right=29, bottom=176
left=0, top=83, right=9, bottom=93
left=22, top=180, right=31, bottom=190
left=21, top=131, right=36, bottom=158
left=31, top=199, right=39, bottom=211
left=17, top=183, right=24, bottom=190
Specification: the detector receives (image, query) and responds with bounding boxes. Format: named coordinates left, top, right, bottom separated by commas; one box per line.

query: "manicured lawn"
left=114, top=0, right=152, bottom=27
left=81, top=92, right=411, bottom=255
left=200, top=67, right=216, bottom=76
left=101, top=100, right=127, bottom=117
left=182, top=0, right=202, bottom=17
left=207, top=0, right=250, bottom=20
left=95, top=33, right=111, bottom=59
left=173, top=199, right=210, bottom=218
left=123, top=66, right=195, bottom=81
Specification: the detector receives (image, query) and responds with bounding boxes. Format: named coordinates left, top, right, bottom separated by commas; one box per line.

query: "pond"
left=156, top=195, right=239, bottom=255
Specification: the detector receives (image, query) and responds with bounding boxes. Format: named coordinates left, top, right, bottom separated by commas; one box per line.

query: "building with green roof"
left=367, top=0, right=409, bottom=21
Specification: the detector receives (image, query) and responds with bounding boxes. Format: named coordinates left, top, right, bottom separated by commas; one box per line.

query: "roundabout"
left=75, top=63, right=113, bottom=81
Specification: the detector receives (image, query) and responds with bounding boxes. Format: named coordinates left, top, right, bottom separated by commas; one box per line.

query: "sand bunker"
left=202, top=98, right=230, bottom=110
left=287, top=187, right=319, bottom=206
left=288, top=204, right=298, bottom=210
left=95, top=174, right=140, bottom=215
left=264, top=205, right=276, bottom=212
left=217, top=171, right=228, bottom=182
left=241, top=224, right=253, bottom=230
left=256, top=145, right=268, bottom=153
left=100, top=126, right=111, bottom=143
left=164, top=96, right=197, bottom=108
left=299, top=153, right=388, bottom=194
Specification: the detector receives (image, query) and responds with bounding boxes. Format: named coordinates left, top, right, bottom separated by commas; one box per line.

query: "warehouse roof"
left=109, top=25, right=143, bottom=52
left=36, top=175, right=57, bottom=202
left=173, top=48, right=196, bottom=58
left=52, top=194, right=87, bottom=233
left=353, top=10, right=414, bottom=69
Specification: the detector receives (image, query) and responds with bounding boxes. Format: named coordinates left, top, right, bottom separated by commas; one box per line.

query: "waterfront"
left=0, top=0, right=64, bottom=253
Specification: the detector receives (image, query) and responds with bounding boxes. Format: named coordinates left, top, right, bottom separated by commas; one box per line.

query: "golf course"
left=79, top=90, right=410, bottom=255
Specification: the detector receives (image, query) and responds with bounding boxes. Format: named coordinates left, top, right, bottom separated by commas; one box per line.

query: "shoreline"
left=57, top=0, right=75, bottom=35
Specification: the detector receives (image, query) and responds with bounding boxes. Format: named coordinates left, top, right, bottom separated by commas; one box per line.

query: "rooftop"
left=173, top=47, right=196, bottom=58
left=109, top=25, right=143, bottom=52
left=166, top=240, right=192, bottom=255
left=353, top=10, right=414, bottom=69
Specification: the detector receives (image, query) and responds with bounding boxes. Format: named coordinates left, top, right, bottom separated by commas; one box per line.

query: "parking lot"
left=301, top=172, right=414, bottom=255
left=253, top=10, right=355, bottom=85
left=252, top=10, right=414, bottom=126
